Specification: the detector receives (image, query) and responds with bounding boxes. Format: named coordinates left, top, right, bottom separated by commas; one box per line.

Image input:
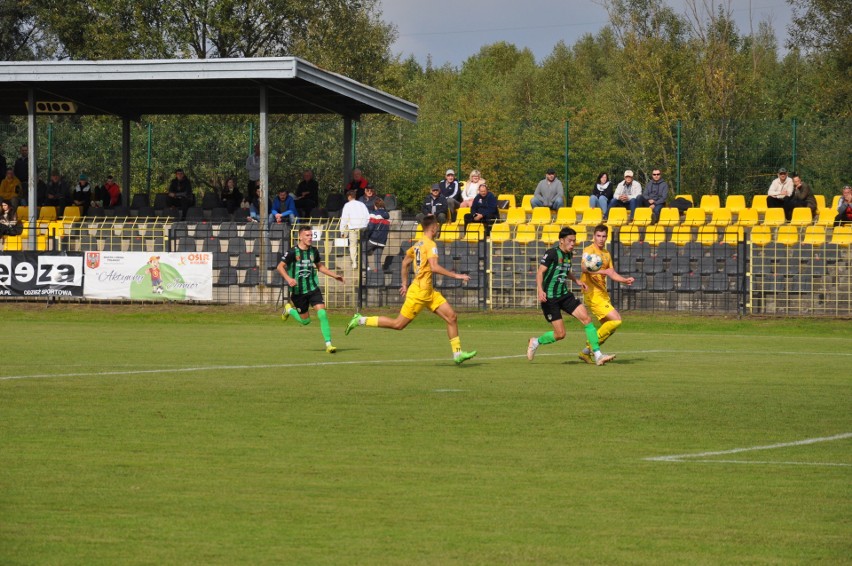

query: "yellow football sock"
left=450, top=336, right=462, bottom=355
left=365, top=316, right=379, bottom=327
left=597, top=319, right=622, bottom=347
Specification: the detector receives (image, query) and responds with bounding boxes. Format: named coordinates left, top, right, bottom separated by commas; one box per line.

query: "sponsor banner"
left=0, top=252, right=84, bottom=297
left=84, top=252, right=212, bottom=301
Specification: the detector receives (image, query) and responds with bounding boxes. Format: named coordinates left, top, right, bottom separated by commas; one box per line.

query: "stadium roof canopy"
left=0, top=57, right=418, bottom=122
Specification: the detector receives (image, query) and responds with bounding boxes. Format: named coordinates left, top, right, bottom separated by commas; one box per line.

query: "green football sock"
left=537, top=331, right=557, bottom=345
left=584, top=323, right=601, bottom=352
left=292, top=307, right=311, bottom=325
left=317, top=309, right=332, bottom=343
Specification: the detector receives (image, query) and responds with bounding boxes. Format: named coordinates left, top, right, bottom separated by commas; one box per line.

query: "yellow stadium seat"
left=529, top=207, right=553, bottom=226
left=815, top=208, right=836, bottom=227
left=644, top=225, right=666, bottom=246
left=762, top=208, right=786, bottom=227
left=751, top=194, right=768, bottom=214
left=579, top=207, right=603, bottom=227
left=775, top=225, right=799, bottom=246
left=802, top=225, right=826, bottom=246
left=455, top=207, right=471, bottom=221
left=682, top=208, right=706, bottom=227
left=676, top=194, right=693, bottom=204
left=631, top=207, right=653, bottom=227
left=3, top=235, right=23, bottom=250
left=488, top=222, right=511, bottom=243
left=463, top=223, right=485, bottom=242
left=708, top=208, right=732, bottom=227
left=814, top=194, right=826, bottom=210
left=618, top=225, right=640, bottom=246
left=540, top=224, right=562, bottom=244
left=789, top=207, right=813, bottom=227
left=38, top=206, right=57, bottom=221
left=830, top=195, right=841, bottom=210
left=62, top=206, right=82, bottom=220
left=514, top=223, right=537, bottom=244
left=696, top=225, right=719, bottom=246
left=657, top=207, right=681, bottom=227
left=699, top=194, right=721, bottom=214
left=605, top=207, right=628, bottom=227
left=724, top=195, right=746, bottom=214
left=412, top=225, right=423, bottom=241
left=750, top=226, right=772, bottom=246
left=17, top=206, right=30, bottom=221
left=521, top=194, right=534, bottom=213
left=554, top=207, right=576, bottom=226
left=736, top=207, right=759, bottom=227
left=829, top=225, right=852, bottom=245
left=571, top=195, right=590, bottom=213
left=670, top=225, right=693, bottom=246
left=497, top=194, right=516, bottom=218
left=723, top=225, right=743, bottom=245
left=505, top=207, right=527, bottom=226
left=438, top=222, right=462, bottom=242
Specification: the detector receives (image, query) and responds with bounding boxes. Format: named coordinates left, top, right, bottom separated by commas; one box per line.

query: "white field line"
left=645, top=433, right=852, bottom=467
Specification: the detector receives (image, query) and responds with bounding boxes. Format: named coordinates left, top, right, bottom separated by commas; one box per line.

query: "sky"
left=379, top=0, right=794, bottom=67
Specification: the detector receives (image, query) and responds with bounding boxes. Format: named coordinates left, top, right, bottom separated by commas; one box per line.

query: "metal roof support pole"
left=121, top=117, right=131, bottom=208
left=259, top=85, right=269, bottom=225
left=27, top=88, right=37, bottom=250
left=343, top=117, right=353, bottom=185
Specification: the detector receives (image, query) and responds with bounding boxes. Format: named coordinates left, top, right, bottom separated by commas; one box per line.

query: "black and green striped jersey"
left=538, top=246, right=572, bottom=299
left=282, top=245, right=321, bottom=295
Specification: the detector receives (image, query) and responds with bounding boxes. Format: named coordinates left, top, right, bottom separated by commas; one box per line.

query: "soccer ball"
left=582, top=253, right=603, bottom=272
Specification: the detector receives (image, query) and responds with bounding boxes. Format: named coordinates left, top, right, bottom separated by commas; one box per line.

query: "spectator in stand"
left=13, top=144, right=29, bottom=190
left=531, top=168, right=564, bottom=211
left=364, top=197, right=390, bottom=272
left=460, top=170, right=485, bottom=207
left=168, top=168, right=194, bottom=219
left=220, top=177, right=243, bottom=214
left=464, top=182, right=498, bottom=236
left=359, top=184, right=378, bottom=211
left=294, top=169, right=319, bottom=218
left=340, top=189, right=370, bottom=269
left=589, top=172, right=614, bottom=216
left=247, top=183, right=266, bottom=223
left=102, top=175, right=122, bottom=208
left=439, top=169, right=462, bottom=219
left=71, top=174, right=93, bottom=215
left=417, top=184, right=449, bottom=225
left=607, top=170, right=641, bottom=220
left=634, top=168, right=668, bottom=223
left=0, top=168, right=22, bottom=205
left=346, top=168, right=369, bottom=200
left=787, top=173, right=817, bottom=220
left=44, top=171, right=69, bottom=213
left=767, top=168, right=793, bottom=212
left=835, top=185, right=852, bottom=226
left=269, top=188, right=298, bottom=225
left=245, top=143, right=260, bottom=195
left=0, top=199, right=21, bottom=239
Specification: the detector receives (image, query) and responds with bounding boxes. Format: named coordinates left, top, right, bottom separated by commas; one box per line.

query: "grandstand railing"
left=2, top=212, right=851, bottom=316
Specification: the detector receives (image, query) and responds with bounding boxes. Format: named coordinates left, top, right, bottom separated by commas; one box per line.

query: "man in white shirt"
left=607, top=170, right=642, bottom=220
left=340, top=189, right=370, bottom=269
left=767, top=168, right=793, bottom=212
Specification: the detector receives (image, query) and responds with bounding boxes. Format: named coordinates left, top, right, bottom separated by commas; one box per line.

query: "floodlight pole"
left=259, top=85, right=269, bottom=284
left=121, top=117, right=131, bottom=208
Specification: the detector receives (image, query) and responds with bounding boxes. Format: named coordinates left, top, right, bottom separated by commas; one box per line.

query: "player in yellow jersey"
left=345, top=215, right=477, bottom=365
left=577, top=224, right=634, bottom=363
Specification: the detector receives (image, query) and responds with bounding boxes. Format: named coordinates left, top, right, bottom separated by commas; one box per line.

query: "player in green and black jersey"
left=279, top=225, right=346, bottom=353
left=526, top=226, right=615, bottom=366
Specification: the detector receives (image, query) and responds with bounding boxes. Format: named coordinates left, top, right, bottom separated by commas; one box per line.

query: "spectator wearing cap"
left=634, top=168, right=668, bottom=223
left=439, top=169, right=461, bottom=219
left=346, top=168, right=369, bottom=200
left=359, top=184, right=378, bottom=211
left=531, top=168, right=564, bottom=211
left=71, top=173, right=93, bottom=215
left=767, top=168, right=793, bottom=211
left=607, top=170, right=642, bottom=220
left=417, top=184, right=449, bottom=225
left=168, top=168, right=194, bottom=219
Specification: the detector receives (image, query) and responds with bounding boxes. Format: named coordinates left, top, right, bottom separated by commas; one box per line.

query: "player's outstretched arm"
left=317, top=262, right=344, bottom=284
left=428, top=256, right=469, bottom=282
left=599, top=267, right=634, bottom=285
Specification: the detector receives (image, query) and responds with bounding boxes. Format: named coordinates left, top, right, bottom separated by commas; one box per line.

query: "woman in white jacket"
left=460, top=170, right=486, bottom=207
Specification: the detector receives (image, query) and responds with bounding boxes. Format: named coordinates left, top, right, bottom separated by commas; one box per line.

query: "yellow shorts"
left=400, top=284, right=447, bottom=320
left=584, top=293, right=614, bottom=321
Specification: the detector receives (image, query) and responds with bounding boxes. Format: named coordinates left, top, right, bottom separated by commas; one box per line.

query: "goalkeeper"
left=577, top=224, right=634, bottom=364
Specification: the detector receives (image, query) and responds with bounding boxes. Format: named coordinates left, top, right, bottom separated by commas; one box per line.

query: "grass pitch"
left=1, top=305, right=850, bottom=564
